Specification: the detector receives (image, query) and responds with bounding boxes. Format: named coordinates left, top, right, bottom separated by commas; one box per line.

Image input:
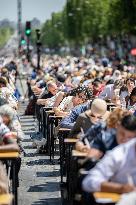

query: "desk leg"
left=59, top=134, right=64, bottom=183
left=12, top=160, right=18, bottom=205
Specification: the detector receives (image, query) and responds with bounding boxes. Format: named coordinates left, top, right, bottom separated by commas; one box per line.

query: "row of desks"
left=37, top=105, right=120, bottom=205
left=63, top=138, right=121, bottom=204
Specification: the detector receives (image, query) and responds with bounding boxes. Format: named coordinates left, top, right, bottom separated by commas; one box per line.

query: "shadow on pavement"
left=36, top=171, right=60, bottom=178
left=31, top=197, right=61, bottom=205
left=28, top=182, right=60, bottom=192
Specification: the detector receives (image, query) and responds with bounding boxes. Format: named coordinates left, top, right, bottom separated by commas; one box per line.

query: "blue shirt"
left=83, top=122, right=117, bottom=154
left=60, top=103, right=90, bottom=129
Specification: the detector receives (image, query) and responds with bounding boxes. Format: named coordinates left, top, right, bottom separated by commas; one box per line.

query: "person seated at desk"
left=37, top=82, right=65, bottom=109
left=99, top=79, right=123, bottom=106
left=54, top=86, right=93, bottom=117
left=0, top=116, right=19, bottom=152
left=0, top=104, right=24, bottom=142
left=70, top=98, right=108, bottom=137
left=59, top=102, right=91, bottom=129
left=82, top=138, right=136, bottom=194
left=119, top=78, right=135, bottom=102
left=36, top=81, right=59, bottom=105
left=76, top=108, right=132, bottom=159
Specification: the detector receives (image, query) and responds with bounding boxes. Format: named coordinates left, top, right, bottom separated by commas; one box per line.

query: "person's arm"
left=99, top=87, right=108, bottom=99
left=54, top=108, right=69, bottom=117
left=87, top=148, right=103, bottom=159
left=0, top=144, right=19, bottom=152
left=60, top=104, right=88, bottom=129
left=37, top=99, right=48, bottom=105
left=75, top=141, right=91, bottom=153
left=101, top=182, right=136, bottom=194
left=82, top=150, right=119, bottom=193
left=1, top=130, right=20, bottom=152
left=53, top=92, right=64, bottom=107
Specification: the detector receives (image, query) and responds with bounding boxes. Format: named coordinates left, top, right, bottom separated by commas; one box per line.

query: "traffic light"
left=25, top=21, right=31, bottom=36
left=20, top=36, right=26, bottom=45
left=36, top=29, right=41, bottom=40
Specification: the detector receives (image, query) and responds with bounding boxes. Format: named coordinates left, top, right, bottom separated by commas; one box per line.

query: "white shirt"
left=46, top=91, right=62, bottom=107
left=99, top=84, right=114, bottom=100
left=58, top=96, right=74, bottom=112
left=82, top=139, right=136, bottom=193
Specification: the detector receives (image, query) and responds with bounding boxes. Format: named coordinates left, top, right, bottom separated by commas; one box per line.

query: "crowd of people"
left=25, top=53, right=136, bottom=204
left=0, top=51, right=136, bottom=204
left=0, top=61, right=23, bottom=200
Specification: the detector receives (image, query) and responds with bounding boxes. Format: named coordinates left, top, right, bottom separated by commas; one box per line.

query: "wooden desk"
left=46, top=110, right=54, bottom=114
left=59, top=128, right=71, bottom=132
left=72, top=150, right=88, bottom=157
left=0, top=152, right=19, bottom=159
left=64, top=138, right=78, bottom=143
left=0, top=194, right=13, bottom=205
left=93, top=192, right=120, bottom=203
left=49, top=115, right=63, bottom=119
left=0, top=152, right=19, bottom=205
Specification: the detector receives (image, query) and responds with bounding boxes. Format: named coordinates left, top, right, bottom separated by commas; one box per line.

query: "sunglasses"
left=90, top=113, right=103, bottom=120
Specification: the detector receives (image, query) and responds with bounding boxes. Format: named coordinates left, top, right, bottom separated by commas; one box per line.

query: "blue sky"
left=0, top=0, right=66, bottom=22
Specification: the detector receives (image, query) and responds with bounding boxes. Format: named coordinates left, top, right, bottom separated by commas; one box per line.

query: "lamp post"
left=36, top=29, right=42, bottom=70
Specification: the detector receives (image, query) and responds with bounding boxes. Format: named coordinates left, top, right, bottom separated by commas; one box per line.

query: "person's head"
left=126, top=78, right=135, bottom=92
left=47, top=81, right=58, bottom=95
left=112, top=70, right=121, bottom=81
left=87, top=98, right=107, bottom=124
left=92, top=79, right=102, bottom=94
left=106, top=107, right=130, bottom=128
left=116, top=115, right=136, bottom=144
left=69, top=86, right=93, bottom=106
left=129, top=87, right=136, bottom=103
left=0, top=77, right=7, bottom=88
left=1, top=67, right=8, bottom=76
left=0, top=104, right=15, bottom=125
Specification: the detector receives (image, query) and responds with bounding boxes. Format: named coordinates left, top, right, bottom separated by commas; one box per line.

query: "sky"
left=0, top=0, right=66, bottom=22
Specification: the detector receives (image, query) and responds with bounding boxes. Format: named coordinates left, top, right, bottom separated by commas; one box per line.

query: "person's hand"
left=81, top=145, right=91, bottom=153
left=37, top=99, right=43, bottom=105
left=121, top=184, right=136, bottom=193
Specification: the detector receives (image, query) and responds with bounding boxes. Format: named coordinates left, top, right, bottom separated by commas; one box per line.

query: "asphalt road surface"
left=18, top=101, right=61, bottom=205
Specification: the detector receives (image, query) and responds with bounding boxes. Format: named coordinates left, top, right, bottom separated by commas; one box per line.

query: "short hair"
left=121, top=115, right=136, bottom=131
left=67, top=86, right=93, bottom=100
left=0, top=105, right=15, bottom=122
left=126, top=78, right=135, bottom=85
left=106, top=108, right=130, bottom=128
left=47, top=81, right=56, bottom=88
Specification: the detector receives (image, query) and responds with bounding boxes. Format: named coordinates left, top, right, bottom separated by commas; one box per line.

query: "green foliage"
left=40, top=0, right=136, bottom=48
left=0, top=27, right=14, bottom=48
